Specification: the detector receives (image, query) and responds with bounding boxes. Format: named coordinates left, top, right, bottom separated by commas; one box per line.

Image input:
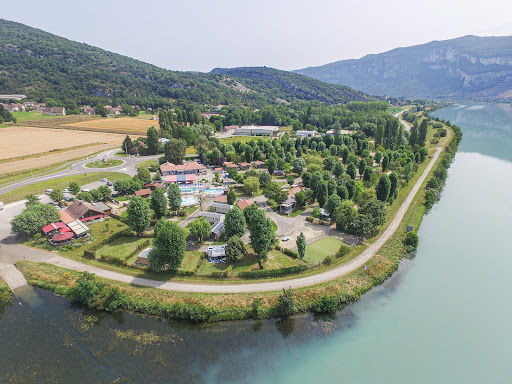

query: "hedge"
left=238, top=264, right=307, bottom=278
left=283, top=248, right=298, bottom=258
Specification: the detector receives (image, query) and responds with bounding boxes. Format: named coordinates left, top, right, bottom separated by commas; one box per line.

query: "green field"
left=97, top=236, right=150, bottom=262
left=0, top=111, right=67, bottom=127
left=387, top=107, right=404, bottom=114
left=304, top=236, right=343, bottom=264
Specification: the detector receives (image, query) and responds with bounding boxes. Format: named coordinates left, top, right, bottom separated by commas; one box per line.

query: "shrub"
left=238, top=265, right=307, bottom=278
left=323, top=255, right=334, bottom=265
left=283, top=248, right=298, bottom=258
left=177, top=210, right=187, bottom=217
left=276, top=288, right=295, bottom=317
left=404, top=231, right=419, bottom=252
left=310, top=295, right=339, bottom=313
left=336, top=243, right=352, bottom=258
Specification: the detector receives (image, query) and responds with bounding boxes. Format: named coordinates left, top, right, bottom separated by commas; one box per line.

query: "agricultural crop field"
left=63, top=117, right=158, bottom=135
left=304, top=236, right=344, bottom=264
left=0, top=127, right=125, bottom=176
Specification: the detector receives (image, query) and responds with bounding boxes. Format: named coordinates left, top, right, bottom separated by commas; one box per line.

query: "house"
left=223, top=162, right=238, bottom=170
left=200, top=211, right=225, bottom=224
left=325, top=129, right=352, bottom=136
left=160, top=161, right=206, bottom=176
left=136, top=248, right=151, bottom=265
left=214, top=167, right=224, bottom=174
left=206, top=245, right=226, bottom=262
left=134, top=188, right=152, bottom=198
left=223, top=125, right=239, bottom=132
left=82, top=106, right=95, bottom=115
left=210, top=202, right=233, bottom=214
left=253, top=160, right=265, bottom=168
left=296, top=130, right=316, bottom=138
left=280, top=197, right=296, bottom=215
left=41, top=222, right=69, bottom=237
left=59, top=200, right=105, bottom=224
left=164, top=174, right=196, bottom=184
left=44, top=107, right=66, bottom=115
left=23, top=101, right=38, bottom=108
left=151, top=115, right=158, bottom=120
left=239, top=162, right=251, bottom=169
left=144, top=182, right=166, bottom=191
left=288, top=185, right=303, bottom=196
left=235, top=126, right=279, bottom=136
left=4, top=103, right=25, bottom=112
left=214, top=195, right=228, bottom=204
left=236, top=199, right=254, bottom=210
left=92, top=202, right=112, bottom=217
left=211, top=221, right=225, bottom=240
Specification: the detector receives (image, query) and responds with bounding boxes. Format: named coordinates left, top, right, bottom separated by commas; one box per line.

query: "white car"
left=46, top=189, right=54, bottom=195
left=100, top=178, right=108, bottom=182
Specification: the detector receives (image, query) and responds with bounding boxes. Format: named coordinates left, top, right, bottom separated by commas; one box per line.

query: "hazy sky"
left=2, top=0, right=512, bottom=72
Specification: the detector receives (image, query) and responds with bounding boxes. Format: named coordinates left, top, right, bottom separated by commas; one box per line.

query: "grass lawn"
left=0, top=112, right=68, bottom=128
left=136, top=159, right=159, bottom=169
left=304, top=236, right=343, bottom=264
left=179, top=251, right=202, bottom=272
left=387, top=107, right=404, bottom=114
left=0, top=163, right=64, bottom=186
left=85, top=159, right=123, bottom=168
left=0, top=172, right=131, bottom=204
left=96, top=236, right=150, bottom=262
left=288, top=205, right=309, bottom=217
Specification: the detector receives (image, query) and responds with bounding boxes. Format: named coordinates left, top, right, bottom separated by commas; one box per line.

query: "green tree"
left=325, top=194, right=342, bottom=216
left=418, top=119, right=428, bottom=147
left=293, top=158, right=306, bottom=174
left=122, top=134, right=134, bottom=154
left=95, top=104, right=109, bottom=117
left=333, top=160, right=345, bottom=177
left=389, top=172, right=399, bottom=197
left=296, top=232, right=306, bottom=265
left=49, top=189, right=64, bottom=202
left=25, top=194, right=40, bottom=206
left=277, top=288, right=295, bottom=317
left=90, top=189, right=101, bottom=201
left=359, top=198, right=387, bottom=228
left=76, top=192, right=92, bottom=202
left=146, top=126, right=160, bottom=155
left=404, top=231, right=419, bottom=252
left=244, top=177, right=260, bottom=196
left=243, top=202, right=259, bottom=226
left=249, top=208, right=275, bottom=264
left=225, top=235, right=248, bottom=262
left=409, top=122, right=419, bottom=147
left=148, top=219, right=186, bottom=272
left=136, top=167, right=151, bottom=184
left=295, top=191, right=306, bottom=207
left=358, top=159, right=367, bottom=179
left=258, top=171, right=271, bottom=187
left=187, top=217, right=211, bottom=242
left=333, top=200, right=357, bottom=232
left=376, top=174, right=391, bottom=202
left=11, top=203, right=60, bottom=236
left=68, top=181, right=81, bottom=195
left=167, top=183, right=182, bottom=214
left=97, top=185, right=112, bottom=201
left=267, top=157, right=277, bottom=175
left=347, top=162, right=357, bottom=180
left=224, top=205, right=246, bottom=238
left=150, top=188, right=167, bottom=219
left=165, top=138, right=187, bottom=164
left=126, top=196, right=151, bottom=235
left=226, top=189, right=237, bottom=205
left=286, top=175, right=295, bottom=186
left=316, top=180, right=328, bottom=207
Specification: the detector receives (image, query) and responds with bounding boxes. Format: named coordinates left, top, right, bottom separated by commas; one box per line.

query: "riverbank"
left=0, top=277, right=13, bottom=303
left=16, top=120, right=461, bottom=321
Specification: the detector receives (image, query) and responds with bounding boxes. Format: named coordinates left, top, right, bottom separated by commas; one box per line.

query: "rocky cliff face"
left=295, top=35, right=512, bottom=99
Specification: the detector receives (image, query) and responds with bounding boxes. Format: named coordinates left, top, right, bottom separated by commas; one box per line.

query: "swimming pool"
left=181, top=196, right=198, bottom=206
left=203, top=188, right=224, bottom=196
left=180, top=186, right=203, bottom=194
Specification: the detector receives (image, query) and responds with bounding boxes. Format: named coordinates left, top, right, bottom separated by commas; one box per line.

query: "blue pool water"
left=179, top=186, right=203, bottom=194
left=181, top=196, right=198, bottom=206
left=203, top=188, right=224, bottom=195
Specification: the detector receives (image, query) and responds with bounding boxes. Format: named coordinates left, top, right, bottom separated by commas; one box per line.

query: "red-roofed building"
left=288, top=186, right=303, bottom=196
left=59, top=201, right=105, bottom=224
left=224, top=125, right=239, bottom=132
left=42, top=222, right=67, bottom=235
left=224, top=162, right=238, bottom=169
left=160, top=161, right=206, bottom=176
left=134, top=189, right=151, bottom=198
left=239, top=162, right=251, bottom=169
left=214, top=195, right=228, bottom=203
left=237, top=199, right=254, bottom=210
left=214, top=167, right=224, bottom=174
left=253, top=160, right=265, bottom=168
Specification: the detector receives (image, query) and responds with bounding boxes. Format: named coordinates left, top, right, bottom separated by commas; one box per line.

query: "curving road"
left=395, top=108, right=412, bottom=131
left=0, top=145, right=442, bottom=293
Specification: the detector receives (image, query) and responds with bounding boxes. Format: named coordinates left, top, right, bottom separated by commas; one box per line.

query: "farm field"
left=0, top=127, right=125, bottom=176
left=304, top=236, right=343, bottom=264
left=63, top=117, right=158, bottom=135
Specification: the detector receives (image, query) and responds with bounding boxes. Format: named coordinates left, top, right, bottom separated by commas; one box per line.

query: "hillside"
left=210, top=67, right=370, bottom=104
left=295, top=35, right=512, bottom=99
left=0, top=19, right=368, bottom=108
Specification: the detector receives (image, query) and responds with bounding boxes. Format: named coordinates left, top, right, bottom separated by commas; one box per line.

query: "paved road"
left=0, top=149, right=161, bottom=195
left=0, top=145, right=441, bottom=293
left=395, top=108, right=412, bottom=131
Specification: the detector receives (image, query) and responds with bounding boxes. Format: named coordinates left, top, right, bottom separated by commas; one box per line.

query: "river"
left=1, top=102, right=511, bottom=383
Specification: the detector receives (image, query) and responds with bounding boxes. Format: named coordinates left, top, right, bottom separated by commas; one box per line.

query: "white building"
left=296, top=130, right=316, bottom=138
left=210, top=202, right=233, bottom=214
left=206, top=245, right=226, bottom=261
left=211, top=221, right=225, bottom=240
left=200, top=211, right=225, bottom=224
left=235, top=125, right=279, bottom=136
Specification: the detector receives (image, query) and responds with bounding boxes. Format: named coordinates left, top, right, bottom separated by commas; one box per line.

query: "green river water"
left=1, top=103, right=511, bottom=383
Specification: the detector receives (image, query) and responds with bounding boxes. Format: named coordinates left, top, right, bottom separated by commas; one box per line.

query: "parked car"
left=45, top=189, right=54, bottom=195
left=100, top=178, right=107, bottom=182
left=63, top=188, right=69, bottom=193
left=0, top=202, right=4, bottom=210
left=106, top=181, right=113, bottom=186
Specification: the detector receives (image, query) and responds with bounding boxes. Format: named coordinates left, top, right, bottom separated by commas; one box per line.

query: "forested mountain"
left=0, top=19, right=368, bottom=108
left=210, top=67, right=370, bottom=104
left=295, top=35, right=512, bottom=99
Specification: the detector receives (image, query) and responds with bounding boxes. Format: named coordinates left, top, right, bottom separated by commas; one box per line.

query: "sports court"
left=304, top=236, right=344, bottom=264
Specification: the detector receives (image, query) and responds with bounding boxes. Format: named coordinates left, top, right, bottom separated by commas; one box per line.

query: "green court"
left=304, top=236, right=343, bottom=264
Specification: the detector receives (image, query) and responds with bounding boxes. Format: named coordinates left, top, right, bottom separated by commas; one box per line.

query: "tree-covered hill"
left=0, top=19, right=369, bottom=108
left=295, top=35, right=512, bottom=100
left=210, top=67, right=371, bottom=104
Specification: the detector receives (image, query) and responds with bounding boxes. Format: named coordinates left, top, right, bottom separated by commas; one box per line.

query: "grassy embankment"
left=0, top=277, right=13, bottom=303
left=0, top=172, right=131, bottom=204
left=85, top=159, right=123, bottom=168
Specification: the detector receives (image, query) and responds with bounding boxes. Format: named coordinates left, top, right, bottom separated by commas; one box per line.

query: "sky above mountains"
left=3, top=0, right=512, bottom=72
